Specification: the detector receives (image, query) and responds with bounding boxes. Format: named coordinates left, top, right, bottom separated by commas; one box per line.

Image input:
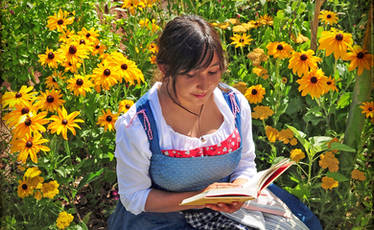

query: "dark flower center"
left=48, top=52, right=55, bottom=59
left=369, top=107, right=373, bottom=112
left=357, top=52, right=365, bottom=59
left=104, top=69, right=111, bottom=76
left=22, top=184, right=28, bottom=190
left=76, top=79, right=84, bottom=86
left=86, top=33, right=91, bottom=38
left=327, top=81, right=332, bottom=85
left=125, top=104, right=131, bottom=109
left=310, top=76, right=318, bottom=83
left=15, top=92, right=22, bottom=98
left=335, top=34, right=343, bottom=41
left=300, top=54, right=308, bottom=61
left=239, top=39, right=244, bottom=43
left=106, top=115, right=112, bottom=122
left=47, top=95, right=54, bottom=103
left=121, top=64, right=128, bottom=70
left=25, top=119, right=32, bottom=126
left=21, top=107, right=30, bottom=114
left=52, top=78, right=57, bottom=82
left=277, top=44, right=284, bottom=50
left=327, top=14, right=331, bottom=18
left=68, top=62, right=73, bottom=66
left=69, top=45, right=77, bottom=54
left=57, top=19, right=64, bottom=25
left=251, top=89, right=258, bottom=95
left=62, top=119, right=68, bottom=125
left=79, top=39, right=86, bottom=45
left=95, top=44, right=100, bottom=49
left=26, top=141, right=33, bottom=148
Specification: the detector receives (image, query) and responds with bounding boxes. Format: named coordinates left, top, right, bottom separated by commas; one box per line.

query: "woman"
left=108, top=15, right=321, bottom=230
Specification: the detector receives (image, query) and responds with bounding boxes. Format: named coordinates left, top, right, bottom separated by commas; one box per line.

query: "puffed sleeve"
left=114, top=106, right=153, bottom=215
left=230, top=90, right=257, bottom=182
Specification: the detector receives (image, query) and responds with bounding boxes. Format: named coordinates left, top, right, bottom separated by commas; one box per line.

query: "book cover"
left=180, top=158, right=294, bottom=206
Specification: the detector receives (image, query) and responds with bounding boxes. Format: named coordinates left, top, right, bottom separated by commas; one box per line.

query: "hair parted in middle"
left=156, top=15, right=226, bottom=84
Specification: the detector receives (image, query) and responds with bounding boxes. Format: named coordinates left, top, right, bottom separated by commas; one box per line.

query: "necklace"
left=166, top=83, right=204, bottom=117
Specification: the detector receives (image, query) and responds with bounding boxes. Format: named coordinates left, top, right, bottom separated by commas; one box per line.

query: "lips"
left=192, top=93, right=207, bottom=98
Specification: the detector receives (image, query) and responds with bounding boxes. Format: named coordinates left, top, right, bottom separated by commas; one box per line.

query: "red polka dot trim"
left=161, top=128, right=241, bottom=158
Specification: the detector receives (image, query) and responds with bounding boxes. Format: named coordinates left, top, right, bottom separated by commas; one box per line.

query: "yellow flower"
left=278, top=128, right=294, bottom=144
left=35, top=89, right=65, bottom=112
left=119, top=99, right=135, bottom=114
left=24, top=167, right=42, bottom=179
left=149, top=55, right=157, bottom=64
left=288, top=50, right=321, bottom=77
left=92, top=62, right=120, bottom=92
left=296, top=69, right=328, bottom=99
left=42, top=180, right=60, bottom=199
left=77, top=27, right=99, bottom=44
left=327, top=137, right=340, bottom=153
left=343, top=45, right=373, bottom=76
left=351, top=169, right=366, bottom=181
left=59, top=29, right=75, bottom=43
left=12, top=111, right=49, bottom=138
left=61, top=59, right=82, bottom=73
left=3, top=101, right=36, bottom=128
left=56, top=211, right=74, bottom=229
left=321, top=176, right=339, bottom=190
left=245, top=84, right=266, bottom=104
left=92, top=40, right=107, bottom=56
left=228, top=18, right=240, bottom=25
left=289, top=138, right=298, bottom=146
left=10, top=132, right=50, bottom=164
left=97, top=109, right=119, bottom=132
left=251, top=106, right=274, bottom=120
left=247, top=20, right=261, bottom=29
left=292, top=33, right=309, bottom=44
left=266, top=42, right=293, bottom=59
left=1, top=85, right=37, bottom=109
left=47, top=9, right=74, bottom=32
left=319, top=151, right=339, bottom=172
left=318, top=29, right=353, bottom=59
left=252, top=66, right=269, bottom=80
left=247, top=48, right=268, bottom=66
left=360, top=101, right=374, bottom=119
left=122, top=0, right=141, bottom=15
left=290, top=149, right=305, bottom=163
left=147, top=42, right=159, bottom=54
left=265, top=126, right=278, bottom=143
left=67, top=74, right=93, bottom=97
left=281, top=77, right=288, bottom=84
left=106, top=52, right=145, bottom=85
left=259, top=15, right=273, bottom=26
left=324, top=76, right=338, bottom=93
left=232, top=82, right=247, bottom=95
left=319, top=10, right=338, bottom=25
left=48, top=107, right=84, bottom=140
left=38, top=47, right=61, bottom=68
left=58, top=41, right=89, bottom=65
left=140, top=19, right=160, bottom=33
left=230, top=34, right=253, bottom=48
left=17, top=179, right=33, bottom=198
left=232, top=24, right=248, bottom=33
left=45, top=71, right=64, bottom=89
left=34, top=190, right=43, bottom=200
left=217, top=22, right=230, bottom=30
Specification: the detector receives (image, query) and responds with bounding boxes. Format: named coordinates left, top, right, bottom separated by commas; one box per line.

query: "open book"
left=180, top=158, right=295, bottom=206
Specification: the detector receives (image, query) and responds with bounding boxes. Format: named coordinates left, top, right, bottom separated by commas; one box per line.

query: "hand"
left=205, top=201, right=244, bottom=213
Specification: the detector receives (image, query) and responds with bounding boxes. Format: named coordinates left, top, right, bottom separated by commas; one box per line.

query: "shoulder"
left=218, top=83, right=250, bottom=110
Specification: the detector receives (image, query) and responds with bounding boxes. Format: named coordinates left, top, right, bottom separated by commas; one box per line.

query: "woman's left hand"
left=205, top=201, right=244, bottom=213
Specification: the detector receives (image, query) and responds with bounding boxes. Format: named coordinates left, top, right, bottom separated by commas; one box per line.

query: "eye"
left=185, top=73, right=194, bottom=78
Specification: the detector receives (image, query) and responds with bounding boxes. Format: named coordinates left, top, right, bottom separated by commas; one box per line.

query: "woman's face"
left=173, top=52, right=222, bottom=107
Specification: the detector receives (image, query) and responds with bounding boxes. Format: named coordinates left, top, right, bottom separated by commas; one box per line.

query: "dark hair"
left=156, top=15, right=226, bottom=84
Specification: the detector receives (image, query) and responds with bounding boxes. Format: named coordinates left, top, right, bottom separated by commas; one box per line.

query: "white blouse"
left=114, top=82, right=257, bottom=215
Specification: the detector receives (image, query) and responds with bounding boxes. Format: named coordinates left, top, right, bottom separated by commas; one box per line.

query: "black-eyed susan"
left=38, top=48, right=61, bottom=68
left=97, top=109, right=118, bottom=132
left=259, top=15, right=273, bottom=26
left=45, top=71, right=64, bottom=89
left=290, top=149, right=305, bottom=163
left=91, top=62, right=120, bottom=92
left=92, top=40, right=107, bottom=56
left=288, top=50, right=321, bottom=77
left=42, top=180, right=60, bottom=199
left=10, top=132, right=50, bottom=163
left=48, top=107, right=84, bottom=140
left=67, top=74, right=93, bottom=97
left=325, top=76, right=338, bottom=92
left=106, top=52, right=144, bottom=85
left=17, top=179, right=33, bottom=198
left=58, top=40, right=89, bottom=66
left=3, top=101, right=36, bottom=128
left=247, top=20, right=261, bottom=29
left=319, top=151, right=339, bottom=172
left=319, top=10, right=338, bottom=25
left=351, top=169, right=366, bottom=181
left=1, top=85, right=37, bottom=109
left=147, top=42, right=159, bottom=54
left=244, top=84, right=266, bottom=104
left=12, top=112, right=49, bottom=138
left=266, top=42, right=293, bottom=59
left=230, top=34, right=253, bottom=48
left=47, top=9, right=74, bottom=32
left=296, top=69, right=328, bottom=99
left=247, top=48, right=268, bottom=66
left=149, top=55, right=157, bottom=64
left=265, top=126, right=278, bottom=143
left=251, top=105, right=274, bottom=120
left=58, top=29, right=75, bottom=43
left=360, top=101, right=374, bottom=119
left=62, top=59, right=82, bottom=73
left=321, top=176, right=338, bottom=190
left=34, top=89, right=65, bottom=112
left=318, top=29, right=353, bottom=59
left=232, top=81, right=247, bottom=95
left=118, top=99, right=135, bottom=114
left=77, top=27, right=99, bottom=44
left=122, top=0, right=141, bottom=15
left=344, top=45, right=373, bottom=76
left=281, top=77, right=288, bottom=84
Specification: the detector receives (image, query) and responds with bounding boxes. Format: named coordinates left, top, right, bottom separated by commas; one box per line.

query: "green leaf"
left=77, top=168, right=104, bottom=191
left=326, top=172, right=349, bottom=182
left=309, top=136, right=331, bottom=153
left=329, top=142, right=356, bottom=153
left=337, top=92, right=351, bottom=109
left=286, top=125, right=310, bottom=151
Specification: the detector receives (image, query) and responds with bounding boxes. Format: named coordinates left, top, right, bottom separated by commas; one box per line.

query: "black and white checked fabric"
left=183, top=209, right=257, bottom=230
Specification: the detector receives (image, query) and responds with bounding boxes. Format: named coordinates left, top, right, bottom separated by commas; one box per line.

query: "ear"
left=158, top=64, right=167, bottom=75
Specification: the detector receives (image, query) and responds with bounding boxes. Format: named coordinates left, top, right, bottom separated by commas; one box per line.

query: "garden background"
left=0, top=0, right=373, bottom=229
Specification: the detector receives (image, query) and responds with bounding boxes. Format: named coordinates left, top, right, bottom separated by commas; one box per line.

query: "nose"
left=196, top=74, right=209, bottom=91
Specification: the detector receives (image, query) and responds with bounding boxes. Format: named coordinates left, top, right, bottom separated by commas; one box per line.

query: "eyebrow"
left=209, top=62, right=220, bottom=67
